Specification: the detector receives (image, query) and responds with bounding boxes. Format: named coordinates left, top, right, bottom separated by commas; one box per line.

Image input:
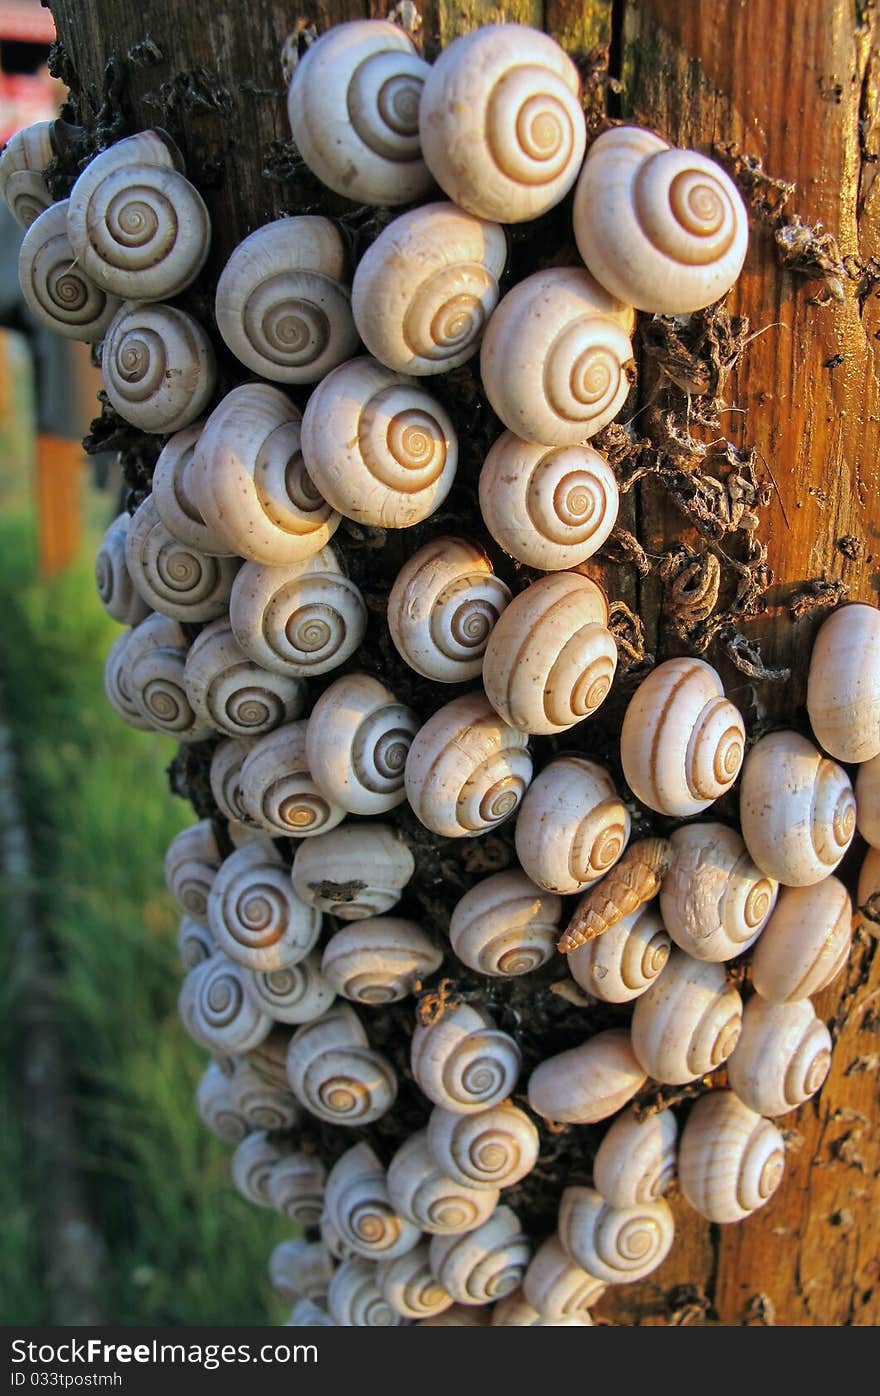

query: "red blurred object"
left=0, top=1, right=55, bottom=43
left=0, top=71, right=57, bottom=143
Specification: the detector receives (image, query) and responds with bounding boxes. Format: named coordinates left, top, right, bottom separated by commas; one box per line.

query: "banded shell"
left=448, top=870, right=562, bottom=978
left=269, top=1238, right=333, bottom=1303
left=324, top=1142, right=421, bottom=1261
left=428, top=1205, right=530, bottom=1306
left=95, top=513, right=151, bottom=626
left=305, top=674, right=418, bottom=816
left=377, top=1244, right=454, bottom=1320
left=528, top=1028, right=647, bottom=1125
left=659, top=822, right=779, bottom=962
left=164, top=820, right=221, bottom=923
left=568, top=906, right=671, bottom=1004
left=287, top=1298, right=336, bottom=1327
left=328, top=1258, right=404, bottom=1327
left=678, top=1090, right=786, bottom=1223
left=183, top=619, right=306, bottom=738
left=417, top=1304, right=491, bottom=1327
left=243, top=952, right=336, bottom=1026
left=727, top=996, right=832, bottom=1117
left=321, top=918, right=442, bottom=1005
left=177, top=914, right=214, bottom=969
left=291, top=823, right=415, bottom=920
left=101, top=301, right=216, bottom=433
left=151, top=422, right=234, bottom=556
left=195, top=1061, right=249, bottom=1144
left=179, top=952, right=272, bottom=1054
left=410, top=1002, right=521, bottom=1115
left=806, top=602, right=880, bottom=763
left=209, top=737, right=258, bottom=827
left=386, top=1132, right=499, bottom=1234
left=856, top=753, right=880, bottom=847
left=103, top=629, right=160, bottom=733
left=126, top=613, right=214, bottom=741
left=19, top=200, right=121, bottom=339
left=0, top=120, right=54, bottom=227
left=124, top=495, right=238, bottom=623
left=522, top=1235, right=606, bottom=1320
left=426, top=1101, right=539, bottom=1192
left=207, top=838, right=321, bottom=971
left=750, top=877, right=852, bottom=1003
left=630, top=949, right=743, bottom=1084
left=231, top=1130, right=282, bottom=1208
left=238, top=721, right=345, bottom=838
left=558, top=1187, right=675, bottom=1284
left=227, top=1057, right=300, bottom=1133
left=286, top=1003, right=398, bottom=1126
left=514, top=755, right=630, bottom=895
left=593, top=1108, right=678, bottom=1208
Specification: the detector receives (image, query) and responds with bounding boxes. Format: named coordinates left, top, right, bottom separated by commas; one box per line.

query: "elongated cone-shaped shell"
left=180, top=953, right=272, bottom=1054
left=568, top=907, right=671, bottom=1004
left=479, top=433, right=619, bottom=570
left=522, top=1235, right=606, bottom=1319
left=191, top=384, right=340, bottom=564
left=857, top=845, right=880, bottom=932
left=151, top=422, right=233, bottom=556
left=419, top=25, right=585, bottom=224
left=405, top=692, right=533, bottom=839
left=103, top=630, right=155, bottom=731
left=208, top=839, right=321, bottom=971
left=124, top=496, right=238, bottom=623
left=427, top=1101, right=539, bottom=1192
left=164, top=820, right=221, bottom=923
left=480, top=266, right=635, bottom=446
left=856, top=753, right=880, bottom=847
left=528, top=1028, right=646, bottom=1125
left=231, top=1129, right=283, bottom=1208
left=751, top=877, right=852, bottom=1002
left=514, top=756, right=630, bottom=895
left=417, top=1304, right=491, bottom=1326
left=244, top=952, right=336, bottom=1026
left=286, top=1003, right=398, bottom=1126
left=269, top=1239, right=333, bottom=1303
left=573, top=126, right=748, bottom=314
left=387, top=538, right=510, bottom=683
left=411, top=1003, right=521, bottom=1115
left=227, top=1057, right=300, bottom=1132
left=324, top=1142, right=421, bottom=1262
left=678, top=1090, right=785, bottom=1223
left=238, top=721, right=345, bottom=839
left=559, top=1187, right=675, bottom=1284
left=291, top=823, right=415, bottom=920
left=429, top=1205, right=530, bottom=1305
left=659, top=822, right=778, bottom=962
left=95, top=513, right=151, bottom=626
left=483, top=573, right=616, bottom=735
left=0, top=120, right=53, bottom=227
left=739, top=730, right=856, bottom=886
left=19, top=200, right=120, bottom=340
left=630, top=949, right=743, bottom=1084
left=321, top=918, right=442, bottom=1005
left=387, top=1132, right=499, bottom=1234
left=328, top=1257, right=404, bottom=1327
left=301, top=356, right=458, bottom=528
left=229, top=548, right=366, bottom=679
left=449, top=871, right=562, bottom=978
left=267, top=1158, right=327, bottom=1230
left=126, top=612, right=214, bottom=741
left=215, top=217, right=358, bottom=383
left=352, top=202, right=507, bottom=375
left=306, top=674, right=418, bottom=816
left=209, top=737, right=258, bottom=827
left=102, top=301, right=215, bottom=433
left=183, top=619, right=306, bottom=739
left=620, top=658, right=745, bottom=817
left=287, top=20, right=432, bottom=207
left=378, top=1244, right=454, bottom=1319
left=593, top=1108, right=678, bottom=1208
left=807, top=603, right=880, bottom=763
left=727, top=996, right=832, bottom=1117
left=195, top=1061, right=249, bottom=1143
left=178, top=913, right=214, bottom=969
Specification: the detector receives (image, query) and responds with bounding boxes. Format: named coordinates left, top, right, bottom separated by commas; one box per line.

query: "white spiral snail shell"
left=164, top=820, right=221, bottom=924
left=592, top=1107, right=678, bottom=1209
left=177, top=913, right=214, bottom=969
left=448, top=871, right=562, bottom=978
left=727, top=996, right=833, bottom=1117
left=514, top=756, right=630, bottom=895
left=126, top=613, right=214, bottom=741
left=95, top=513, right=151, bottom=626
left=410, top=1002, right=521, bottom=1115
left=291, top=822, right=415, bottom=920
left=195, top=1061, right=249, bottom=1143
left=209, top=737, right=258, bottom=826
left=324, top=1142, right=421, bottom=1261
left=568, top=907, right=671, bottom=1004
left=377, top=1245, right=454, bottom=1320
left=386, top=1132, right=500, bottom=1235
left=305, top=674, right=419, bottom=816
left=528, top=1028, right=647, bottom=1125
left=124, top=495, right=239, bottom=623
left=19, top=200, right=121, bottom=340
left=558, top=1187, right=675, bottom=1284
left=231, top=1130, right=284, bottom=1208
left=269, top=1238, right=333, bottom=1302
left=630, top=949, right=743, bottom=1084
left=207, top=838, right=321, bottom=971
left=285, top=1003, right=398, bottom=1126
left=151, top=422, right=234, bottom=557
left=522, top=1235, right=606, bottom=1320
left=426, top=1101, right=539, bottom=1192
left=287, top=1298, right=336, bottom=1327
left=101, top=301, right=216, bottom=434
left=321, top=918, right=442, bottom=1005
left=238, top=721, right=346, bottom=838
left=678, top=1090, right=786, bottom=1223
left=267, top=1154, right=327, bottom=1229
left=0, top=120, right=54, bottom=227
left=428, top=1205, right=531, bottom=1306
left=227, top=1057, right=300, bottom=1133
left=180, top=952, right=273, bottom=1055
left=750, top=876, right=852, bottom=1003
left=806, top=602, right=880, bottom=764
left=183, top=619, right=307, bottom=738
left=328, top=1257, right=404, bottom=1327
left=659, top=822, right=779, bottom=962
left=103, top=630, right=154, bottom=731
left=243, top=951, right=336, bottom=1026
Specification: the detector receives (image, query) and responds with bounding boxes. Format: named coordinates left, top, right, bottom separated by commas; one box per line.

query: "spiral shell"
left=428, top=1205, right=530, bottom=1305
left=593, top=1108, right=678, bottom=1209
left=0, top=121, right=53, bottom=227
left=269, top=1239, right=333, bottom=1303
left=856, top=753, right=880, bottom=848
left=227, top=1057, right=300, bottom=1133
left=126, top=613, right=214, bottom=740
left=287, top=1298, right=336, bottom=1327
left=164, top=821, right=221, bottom=924
left=66, top=132, right=210, bottom=301
left=417, top=1304, right=492, bottom=1326
left=231, top=1130, right=284, bottom=1208
left=325, top=1142, right=421, bottom=1261
left=448, top=871, right=562, bottom=978
left=630, top=949, right=743, bottom=1084
left=377, top=1244, right=454, bottom=1320
left=568, top=907, right=671, bottom=1004
left=387, top=538, right=511, bottom=683
left=559, top=1187, right=675, bottom=1284
left=95, top=513, right=151, bottom=626
left=320, top=1213, right=358, bottom=1264
left=267, top=1156, right=327, bottom=1231
left=857, top=845, right=880, bottom=933
left=291, top=822, right=414, bottom=921
left=229, top=549, right=366, bottom=679
left=806, top=602, right=880, bottom=763
left=751, top=877, right=852, bottom=1003
left=678, top=1090, right=786, bottom=1223
left=573, top=125, right=749, bottom=314
left=124, top=496, right=238, bottom=623
left=739, top=730, right=856, bottom=886
left=244, top=952, right=336, bottom=1026
left=209, top=738, right=257, bottom=826
left=305, top=674, right=418, bottom=816
left=177, top=913, right=214, bottom=969
left=522, top=1235, right=606, bottom=1320
left=411, top=1002, right=521, bottom=1115
left=419, top=24, right=585, bottom=224
left=208, top=839, right=321, bottom=972
left=514, top=756, right=630, bottom=895
left=301, top=356, right=458, bottom=527
left=180, top=952, right=273, bottom=1054
left=426, top=1101, right=539, bottom=1192
left=151, top=423, right=234, bottom=556
left=658, top=822, right=778, bottom=966
left=19, top=200, right=120, bottom=340
left=195, top=1061, right=249, bottom=1143
left=351, top=202, right=507, bottom=375
left=321, top=918, right=442, bottom=1006
left=103, top=630, right=155, bottom=731
left=286, top=1003, right=398, bottom=1126
left=528, top=1028, right=647, bottom=1125
left=405, top=692, right=533, bottom=839
left=727, top=996, right=832, bottom=1117
left=237, top=721, right=345, bottom=838
left=328, top=1258, right=404, bottom=1327
left=387, top=1132, right=499, bottom=1235
left=242, top=1026, right=296, bottom=1095
left=102, top=301, right=216, bottom=434
left=183, top=619, right=306, bottom=738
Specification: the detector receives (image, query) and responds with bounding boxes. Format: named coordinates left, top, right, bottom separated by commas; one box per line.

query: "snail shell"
left=411, top=1002, right=521, bottom=1115
left=231, top=1130, right=283, bottom=1208
left=418, top=24, right=585, bottom=224
left=300, top=356, right=458, bottom=528
left=18, top=200, right=120, bottom=340
left=428, top=1205, right=530, bottom=1305
left=426, top=1101, right=539, bottom=1192
left=195, top=1061, right=249, bottom=1143
left=377, top=1244, right=454, bottom=1320
left=286, top=1003, right=398, bottom=1126
left=151, top=423, right=234, bottom=557
left=480, top=266, right=635, bottom=446
left=324, top=1142, right=421, bottom=1261
left=287, top=1298, right=336, bottom=1327
left=568, top=907, right=671, bottom=1004
left=124, top=495, right=238, bottom=623
left=857, top=845, right=880, bottom=932
left=417, top=1304, right=491, bottom=1327
left=0, top=120, right=53, bottom=227
left=522, top=1235, right=606, bottom=1320
left=573, top=125, right=748, bottom=313
left=305, top=673, right=418, bottom=816
left=269, top=1239, right=333, bottom=1303
left=95, top=513, right=151, bottom=626
left=528, top=1027, right=647, bottom=1125
left=351, top=202, right=507, bottom=375
left=387, top=538, right=511, bottom=683
left=593, top=1108, right=678, bottom=1208
left=102, top=300, right=215, bottom=433
left=806, top=602, right=880, bottom=763
left=229, top=548, right=366, bottom=679
left=479, top=433, right=619, bottom=571
left=483, top=573, right=617, bottom=734
left=183, top=619, right=307, bottom=738
left=291, top=822, right=415, bottom=920
left=514, top=755, right=630, bottom=895
left=267, top=1158, right=327, bottom=1231
left=856, top=753, right=880, bottom=848
left=328, top=1258, right=404, bottom=1327
left=66, top=131, right=210, bottom=301
left=321, top=1213, right=359, bottom=1264
left=750, top=877, right=852, bottom=1003
left=238, top=721, right=345, bottom=838
left=321, top=918, right=442, bottom=1005
left=490, top=1293, right=547, bottom=1326
left=126, top=612, right=214, bottom=741
left=630, top=949, right=743, bottom=1084
left=386, top=1132, right=499, bottom=1234
left=180, top=953, right=272, bottom=1054
left=727, top=996, right=832, bottom=1117
left=103, top=630, right=154, bottom=731
left=242, top=1026, right=295, bottom=1095
left=191, top=383, right=340, bottom=565
left=207, top=838, right=321, bottom=971
left=287, top=19, right=432, bottom=207
left=404, top=691, right=533, bottom=839
left=227, top=1057, right=300, bottom=1133
left=215, top=217, right=358, bottom=383
left=620, top=658, right=745, bottom=817
left=659, top=822, right=779, bottom=962
left=177, top=913, right=214, bottom=969
left=448, top=870, right=562, bottom=978
left=739, top=730, right=857, bottom=886
left=243, top=952, right=336, bottom=1026
left=164, top=820, right=221, bottom=923
left=558, top=1187, right=675, bottom=1284
left=209, top=737, right=259, bottom=826
left=678, top=1090, right=786, bottom=1223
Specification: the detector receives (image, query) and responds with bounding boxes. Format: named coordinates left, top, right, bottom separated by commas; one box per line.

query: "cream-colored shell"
left=417, top=1304, right=491, bottom=1326
left=229, top=548, right=366, bottom=679
left=386, top=1132, right=499, bottom=1235
left=101, top=301, right=215, bottom=433
left=480, top=266, right=635, bottom=446
left=593, top=1107, right=678, bottom=1208
left=124, top=495, right=238, bottom=623
left=678, top=1090, right=785, bottom=1223
left=620, top=658, right=745, bottom=817
left=325, top=1142, right=422, bottom=1261
left=411, top=1002, right=521, bottom=1115
left=179, top=953, right=272, bottom=1054
left=227, top=1057, right=300, bottom=1133
left=727, top=996, right=832, bottom=1117
left=426, top=1101, right=539, bottom=1192
left=301, top=356, right=458, bottom=527
left=231, top=1130, right=282, bottom=1208
left=568, top=907, right=671, bottom=1004
left=291, top=822, right=415, bottom=920
left=558, top=1187, right=674, bottom=1284
left=404, top=691, right=533, bottom=839
left=243, top=951, right=336, bottom=1026
left=806, top=603, right=880, bottom=763
left=514, top=755, right=630, bottom=895
left=418, top=24, right=585, bottom=224
left=191, top=383, right=340, bottom=564
left=287, top=20, right=432, bottom=207
left=857, top=846, right=880, bottom=932
left=522, top=1235, right=606, bottom=1320
left=490, top=1292, right=545, bottom=1326
left=528, top=1028, right=647, bottom=1125
left=328, top=1257, right=404, bottom=1327
left=269, top=1238, right=333, bottom=1303
left=0, top=120, right=53, bottom=227
left=195, top=1061, right=249, bottom=1144
left=287, top=1299, right=336, bottom=1327
left=286, top=1003, right=398, bottom=1126
left=856, top=753, right=880, bottom=847
left=448, top=870, right=562, bottom=978
left=177, top=913, right=214, bottom=969
left=387, top=538, right=510, bottom=683
left=351, top=202, right=507, bottom=375
left=209, top=737, right=258, bottom=827
left=479, top=433, right=619, bottom=570
left=238, top=721, right=345, bottom=838
left=183, top=619, right=306, bottom=738
left=208, top=839, right=321, bottom=972
left=103, top=630, right=155, bottom=731
left=164, top=819, right=221, bottom=923
left=19, top=200, right=120, bottom=340
left=126, top=612, right=214, bottom=741
left=483, top=573, right=616, bottom=734
left=151, top=422, right=234, bottom=556
left=630, top=949, right=743, bottom=1084
left=751, top=877, right=851, bottom=1002
left=321, top=917, right=442, bottom=1005
left=377, top=1244, right=454, bottom=1320
left=242, top=1026, right=296, bottom=1095
left=305, top=674, right=418, bottom=816
left=429, top=1205, right=530, bottom=1306
left=659, top=822, right=779, bottom=962
left=95, top=513, right=151, bottom=626
left=739, top=730, right=856, bottom=886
